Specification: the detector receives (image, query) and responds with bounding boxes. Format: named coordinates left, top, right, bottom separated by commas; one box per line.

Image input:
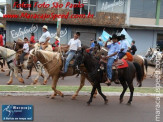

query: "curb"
left=0, top=91, right=163, bottom=97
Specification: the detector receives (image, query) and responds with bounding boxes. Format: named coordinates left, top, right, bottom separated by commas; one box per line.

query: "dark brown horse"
left=75, top=47, right=143, bottom=104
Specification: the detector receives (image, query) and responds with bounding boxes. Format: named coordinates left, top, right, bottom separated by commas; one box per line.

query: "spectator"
left=30, top=33, right=35, bottom=44
left=130, top=40, right=137, bottom=55
left=0, top=33, right=3, bottom=46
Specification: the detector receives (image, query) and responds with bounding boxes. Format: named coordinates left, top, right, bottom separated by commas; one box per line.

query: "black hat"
left=110, top=34, right=118, bottom=40
left=120, top=34, right=126, bottom=39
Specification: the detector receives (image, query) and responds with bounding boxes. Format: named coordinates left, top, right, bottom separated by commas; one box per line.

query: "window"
left=73, top=0, right=96, bottom=16
left=157, top=34, right=163, bottom=50
left=130, top=0, right=157, bottom=18
left=12, top=0, right=37, bottom=11
left=0, top=5, right=5, bottom=17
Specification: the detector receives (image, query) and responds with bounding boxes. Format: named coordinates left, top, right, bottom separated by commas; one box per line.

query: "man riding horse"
left=60, top=32, right=81, bottom=75
left=38, top=25, right=53, bottom=51
left=101, top=34, right=120, bottom=85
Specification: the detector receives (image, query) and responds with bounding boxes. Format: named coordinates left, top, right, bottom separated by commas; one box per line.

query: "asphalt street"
left=0, top=66, right=162, bottom=87
left=0, top=96, right=162, bottom=122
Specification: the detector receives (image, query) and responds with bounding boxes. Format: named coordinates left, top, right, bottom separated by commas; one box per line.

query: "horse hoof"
left=42, top=83, right=46, bottom=85
left=104, top=99, right=108, bottom=104
left=120, top=99, right=123, bottom=103
left=61, top=94, right=64, bottom=98
left=87, top=102, right=91, bottom=106
left=50, top=96, right=55, bottom=99
left=7, top=82, right=12, bottom=85
left=71, top=95, right=77, bottom=100
left=127, top=102, right=131, bottom=105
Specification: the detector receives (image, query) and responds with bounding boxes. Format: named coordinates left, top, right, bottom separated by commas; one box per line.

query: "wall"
left=6, top=0, right=126, bottom=27
left=127, top=29, right=163, bottom=55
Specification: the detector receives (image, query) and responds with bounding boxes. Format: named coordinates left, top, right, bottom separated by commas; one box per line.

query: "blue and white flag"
left=121, top=29, right=133, bottom=47
left=101, top=30, right=112, bottom=42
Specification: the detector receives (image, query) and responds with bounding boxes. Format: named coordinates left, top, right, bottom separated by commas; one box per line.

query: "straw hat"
left=55, top=36, right=59, bottom=40
left=42, top=25, right=48, bottom=30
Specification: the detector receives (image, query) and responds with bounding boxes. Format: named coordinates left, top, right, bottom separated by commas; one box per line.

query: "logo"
left=10, top=24, right=38, bottom=39
left=2, top=105, right=33, bottom=121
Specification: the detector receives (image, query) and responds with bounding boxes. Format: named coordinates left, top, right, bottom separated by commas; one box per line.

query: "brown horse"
left=27, top=49, right=98, bottom=99
left=93, top=46, right=147, bottom=87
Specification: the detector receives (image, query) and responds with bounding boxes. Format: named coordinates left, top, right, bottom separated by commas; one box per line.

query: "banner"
left=101, top=30, right=112, bottom=42
left=121, top=29, right=133, bottom=47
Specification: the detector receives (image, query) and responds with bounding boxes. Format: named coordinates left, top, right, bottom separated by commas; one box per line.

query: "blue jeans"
left=107, top=58, right=115, bottom=80
left=64, top=50, right=76, bottom=73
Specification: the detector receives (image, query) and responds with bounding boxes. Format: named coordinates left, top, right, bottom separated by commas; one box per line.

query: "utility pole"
left=156, top=0, right=161, bottom=25
left=57, top=0, right=62, bottom=45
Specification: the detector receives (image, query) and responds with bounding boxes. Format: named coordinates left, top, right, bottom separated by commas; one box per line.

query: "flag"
left=121, top=29, right=133, bottom=47
left=101, top=30, right=112, bottom=42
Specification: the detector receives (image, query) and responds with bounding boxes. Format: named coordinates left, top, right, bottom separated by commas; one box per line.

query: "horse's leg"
left=127, top=82, right=134, bottom=105
left=0, top=61, right=5, bottom=72
left=42, top=69, right=48, bottom=85
left=6, top=71, right=10, bottom=76
left=14, top=68, right=24, bottom=84
left=50, top=75, right=64, bottom=99
left=119, top=79, right=128, bottom=103
left=87, top=76, right=97, bottom=98
left=26, top=68, right=32, bottom=79
left=33, top=72, right=39, bottom=85
left=87, top=86, right=96, bottom=105
left=7, top=70, right=13, bottom=85
left=96, top=83, right=108, bottom=104
left=72, top=74, right=85, bottom=100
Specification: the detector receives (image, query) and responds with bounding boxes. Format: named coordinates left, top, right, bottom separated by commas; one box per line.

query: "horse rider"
left=38, top=25, right=53, bottom=51
left=18, top=37, right=29, bottom=67
left=102, top=34, right=120, bottom=85
left=118, top=34, right=128, bottom=59
left=60, top=32, right=81, bottom=75
left=98, top=37, right=103, bottom=47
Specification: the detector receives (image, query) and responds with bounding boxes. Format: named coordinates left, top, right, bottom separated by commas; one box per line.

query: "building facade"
left=1, top=0, right=163, bottom=55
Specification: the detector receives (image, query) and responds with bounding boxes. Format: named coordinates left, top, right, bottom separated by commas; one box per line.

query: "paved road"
left=0, top=96, right=162, bottom=122
left=0, top=67, right=162, bottom=88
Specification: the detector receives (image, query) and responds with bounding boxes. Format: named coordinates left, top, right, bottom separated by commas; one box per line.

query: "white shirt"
left=23, top=43, right=29, bottom=53
left=68, top=38, right=81, bottom=51
left=39, top=31, right=51, bottom=43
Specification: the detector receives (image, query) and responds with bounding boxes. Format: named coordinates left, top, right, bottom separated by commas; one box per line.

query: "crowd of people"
left=1, top=25, right=138, bottom=86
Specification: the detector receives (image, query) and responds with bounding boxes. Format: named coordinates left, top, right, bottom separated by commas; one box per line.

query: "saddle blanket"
left=118, top=59, right=128, bottom=69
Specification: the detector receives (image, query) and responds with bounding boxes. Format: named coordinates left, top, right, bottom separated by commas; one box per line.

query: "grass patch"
left=0, top=85, right=162, bottom=94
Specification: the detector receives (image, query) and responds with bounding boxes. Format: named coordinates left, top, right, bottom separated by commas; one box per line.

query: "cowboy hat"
left=55, top=36, right=59, bottom=40
left=42, top=25, right=48, bottom=30
left=120, top=34, right=126, bottom=39
left=110, top=34, right=118, bottom=40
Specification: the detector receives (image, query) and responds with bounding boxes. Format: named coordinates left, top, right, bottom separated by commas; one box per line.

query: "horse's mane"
left=37, top=50, right=60, bottom=61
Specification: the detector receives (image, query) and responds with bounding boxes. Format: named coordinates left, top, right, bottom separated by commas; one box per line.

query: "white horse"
left=150, top=50, right=163, bottom=78
left=0, top=46, right=48, bottom=85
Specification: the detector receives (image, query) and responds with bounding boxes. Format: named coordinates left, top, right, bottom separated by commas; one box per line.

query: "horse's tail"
left=133, top=62, right=143, bottom=87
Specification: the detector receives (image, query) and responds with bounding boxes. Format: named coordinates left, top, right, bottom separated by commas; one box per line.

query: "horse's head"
left=13, top=40, right=24, bottom=51
left=150, top=51, right=162, bottom=62
left=27, top=49, right=37, bottom=69
left=145, top=48, right=154, bottom=58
